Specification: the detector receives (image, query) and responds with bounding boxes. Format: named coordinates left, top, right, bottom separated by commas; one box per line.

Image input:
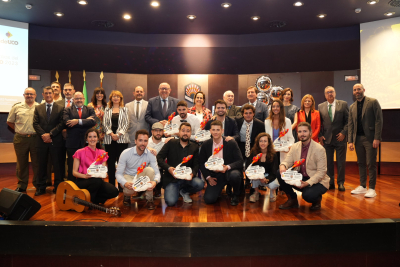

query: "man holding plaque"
left=168, top=101, right=202, bottom=141
left=116, top=129, right=161, bottom=210
left=199, top=120, right=244, bottom=206
left=157, top=123, right=203, bottom=206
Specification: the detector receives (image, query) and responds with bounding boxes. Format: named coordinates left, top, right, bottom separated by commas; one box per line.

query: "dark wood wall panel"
left=208, top=75, right=239, bottom=108
left=147, top=75, right=178, bottom=99
left=300, top=72, right=334, bottom=107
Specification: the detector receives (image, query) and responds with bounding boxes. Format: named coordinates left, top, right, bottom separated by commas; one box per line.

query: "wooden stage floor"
left=1, top=163, right=399, bottom=223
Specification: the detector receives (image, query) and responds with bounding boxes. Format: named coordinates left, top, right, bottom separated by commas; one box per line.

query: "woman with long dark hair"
left=88, top=87, right=107, bottom=148
left=246, top=133, right=280, bottom=202
left=280, top=88, right=300, bottom=141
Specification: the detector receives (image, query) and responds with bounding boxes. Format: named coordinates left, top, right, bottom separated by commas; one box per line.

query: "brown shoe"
left=147, top=201, right=155, bottom=210
left=279, top=195, right=299, bottom=210
left=310, top=196, right=322, bottom=211
left=123, top=196, right=131, bottom=206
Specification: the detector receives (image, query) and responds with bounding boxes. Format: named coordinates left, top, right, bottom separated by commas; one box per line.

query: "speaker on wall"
left=0, top=188, right=41, bottom=220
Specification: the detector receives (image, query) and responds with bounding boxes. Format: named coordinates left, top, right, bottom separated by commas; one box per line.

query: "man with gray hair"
left=318, top=86, right=349, bottom=191
left=223, top=90, right=242, bottom=119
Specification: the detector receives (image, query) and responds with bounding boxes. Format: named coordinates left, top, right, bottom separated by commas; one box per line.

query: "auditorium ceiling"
left=0, top=0, right=399, bottom=34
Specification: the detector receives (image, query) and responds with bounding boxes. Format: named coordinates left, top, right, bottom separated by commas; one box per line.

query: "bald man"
left=126, top=86, right=150, bottom=147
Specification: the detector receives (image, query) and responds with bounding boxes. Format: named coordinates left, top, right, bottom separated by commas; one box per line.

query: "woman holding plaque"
left=246, top=133, right=279, bottom=202
left=297, top=94, right=321, bottom=142
left=73, top=129, right=119, bottom=204
left=280, top=88, right=300, bottom=141
left=88, top=87, right=107, bottom=148
left=103, top=90, right=130, bottom=189
left=189, top=91, right=212, bottom=122
left=264, top=99, right=295, bottom=163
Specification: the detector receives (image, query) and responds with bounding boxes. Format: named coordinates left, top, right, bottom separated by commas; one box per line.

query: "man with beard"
left=204, top=99, right=239, bottom=141
left=157, top=123, right=203, bottom=206
left=223, top=90, right=242, bottom=119
left=116, top=129, right=161, bottom=210
left=348, top=83, right=383, bottom=198
left=277, top=122, right=329, bottom=210
left=7, top=88, right=40, bottom=192
left=200, top=120, right=244, bottom=206
left=126, top=86, right=149, bottom=147
left=168, top=101, right=201, bottom=141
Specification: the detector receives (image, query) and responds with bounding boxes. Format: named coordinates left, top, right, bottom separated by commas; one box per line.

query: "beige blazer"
left=281, top=140, right=330, bottom=189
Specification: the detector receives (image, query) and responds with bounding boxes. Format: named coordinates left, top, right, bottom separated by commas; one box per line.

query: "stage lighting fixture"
left=251, top=16, right=260, bottom=21
left=77, top=0, right=87, bottom=5
left=317, top=14, right=326, bottom=18
left=123, top=14, right=132, bottom=19
left=187, top=15, right=196, bottom=20
left=221, top=3, right=231, bottom=8
left=384, top=12, right=395, bottom=16
left=294, top=2, right=303, bottom=6
left=2, top=0, right=12, bottom=3
left=151, top=1, right=159, bottom=7
left=54, top=12, right=64, bottom=17
left=367, top=0, right=379, bottom=4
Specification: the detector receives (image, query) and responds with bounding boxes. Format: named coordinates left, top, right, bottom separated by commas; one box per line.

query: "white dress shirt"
left=170, top=113, right=202, bottom=141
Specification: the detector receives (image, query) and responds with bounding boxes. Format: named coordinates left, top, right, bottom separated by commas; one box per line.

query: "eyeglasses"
left=74, top=98, right=84, bottom=101
left=159, top=87, right=170, bottom=91
left=24, top=93, right=35, bottom=96
left=325, top=91, right=335, bottom=94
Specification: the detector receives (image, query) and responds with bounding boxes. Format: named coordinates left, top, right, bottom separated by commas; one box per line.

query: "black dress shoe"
left=123, top=196, right=131, bottom=206
left=46, top=182, right=53, bottom=187
left=338, top=184, right=345, bottom=191
left=310, top=196, right=322, bottom=211
left=230, top=195, right=239, bottom=206
left=226, top=185, right=232, bottom=197
left=34, top=189, right=46, bottom=196
left=259, top=186, right=267, bottom=191
left=329, top=184, right=335, bottom=190
left=15, top=188, right=26, bottom=193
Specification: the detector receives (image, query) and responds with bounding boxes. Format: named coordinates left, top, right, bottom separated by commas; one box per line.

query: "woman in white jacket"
left=264, top=99, right=295, bottom=163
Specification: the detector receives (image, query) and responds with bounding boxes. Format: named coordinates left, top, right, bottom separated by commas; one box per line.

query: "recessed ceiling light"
left=221, top=3, right=231, bottom=8
left=54, top=12, right=64, bottom=17
left=187, top=15, right=196, bottom=20
left=123, top=14, right=132, bottom=20
left=384, top=12, right=395, bottom=16
left=367, top=0, right=379, bottom=4
left=251, top=16, right=260, bottom=21
left=150, top=1, right=159, bottom=7
left=294, top=2, right=303, bottom=6
left=2, top=0, right=12, bottom=2
left=317, top=14, right=327, bottom=18
left=77, top=0, right=87, bottom=5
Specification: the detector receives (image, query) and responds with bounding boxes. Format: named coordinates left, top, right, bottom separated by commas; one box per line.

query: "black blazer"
left=199, top=138, right=244, bottom=179
left=63, top=105, right=96, bottom=149
left=33, top=102, right=65, bottom=147
left=145, top=96, right=179, bottom=126
left=235, top=118, right=265, bottom=158
left=204, top=116, right=239, bottom=140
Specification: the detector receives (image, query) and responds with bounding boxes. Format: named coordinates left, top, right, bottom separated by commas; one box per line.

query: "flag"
left=83, top=80, right=88, bottom=105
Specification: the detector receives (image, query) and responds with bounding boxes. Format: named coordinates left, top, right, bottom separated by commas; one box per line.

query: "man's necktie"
left=78, top=107, right=82, bottom=119
left=245, top=123, right=251, bottom=158
left=47, top=104, right=51, bottom=120
left=328, top=104, right=333, bottom=122
left=162, top=99, right=167, bottom=118
left=136, top=101, right=140, bottom=120
left=67, top=100, right=71, bottom=107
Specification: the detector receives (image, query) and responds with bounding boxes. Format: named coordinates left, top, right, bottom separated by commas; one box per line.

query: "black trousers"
left=59, top=142, right=67, bottom=179
left=324, top=143, right=346, bottom=185
left=105, top=142, right=128, bottom=186
left=204, top=169, right=242, bottom=204
left=75, top=178, right=119, bottom=204
left=276, top=171, right=328, bottom=203
left=37, top=144, right=62, bottom=190
left=67, top=148, right=79, bottom=183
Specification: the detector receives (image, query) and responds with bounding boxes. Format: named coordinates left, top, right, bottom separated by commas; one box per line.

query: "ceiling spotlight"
left=123, top=14, right=132, bottom=20
left=2, top=0, right=12, bottom=3
left=221, top=3, right=231, bottom=8
left=187, top=15, right=196, bottom=20
left=294, top=2, right=303, bottom=6
left=384, top=12, right=395, bottom=16
left=150, top=1, right=159, bottom=7
left=367, top=0, right=379, bottom=4
left=54, top=12, right=64, bottom=17
left=77, top=0, right=87, bottom=5
left=317, top=14, right=327, bottom=18
left=251, top=16, right=260, bottom=21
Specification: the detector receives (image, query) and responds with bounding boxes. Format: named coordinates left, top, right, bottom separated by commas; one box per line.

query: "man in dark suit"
left=145, top=82, right=179, bottom=128
left=243, top=86, right=269, bottom=122
left=223, top=90, right=242, bottom=119
left=348, top=84, right=383, bottom=198
left=63, top=91, right=96, bottom=182
left=33, top=86, right=65, bottom=196
left=318, top=86, right=349, bottom=191
left=200, top=120, right=244, bottom=206
left=204, top=99, right=239, bottom=141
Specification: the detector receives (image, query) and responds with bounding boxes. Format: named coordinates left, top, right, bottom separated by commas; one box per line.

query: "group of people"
left=6, top=81, right=383, bottom=211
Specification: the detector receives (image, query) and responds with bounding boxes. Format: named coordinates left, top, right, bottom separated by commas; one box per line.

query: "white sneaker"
left=351, top=186, right=367, bottom=194
left=364, top=189, right=377, bottom=198
left=180, top=189, right=193, bottom=203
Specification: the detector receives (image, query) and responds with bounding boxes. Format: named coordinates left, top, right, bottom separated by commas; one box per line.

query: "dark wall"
left=147, top=75, right=178, bottom=99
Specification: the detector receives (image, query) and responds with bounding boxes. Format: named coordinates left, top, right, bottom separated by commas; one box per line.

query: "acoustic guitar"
left=56, top=181, right=121, bottom=216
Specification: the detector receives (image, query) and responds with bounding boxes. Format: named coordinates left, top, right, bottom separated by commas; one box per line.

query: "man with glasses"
left=145, top=82, right=179, bottom=128
left=63, top=91, right=96, bottom=181
left=318, top=86, right=349, bottom=191
left=223, top=90, right=242, bottom=119
left=7, top=88, right=40, bottom=192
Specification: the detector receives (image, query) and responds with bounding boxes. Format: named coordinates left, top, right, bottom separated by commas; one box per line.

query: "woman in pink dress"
left=88, top=87, right=107, bottom=149
left=72, top=129, right=119, bottom=204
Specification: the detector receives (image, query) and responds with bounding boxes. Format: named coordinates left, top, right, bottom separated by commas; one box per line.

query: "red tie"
left=78, top=107, right=82, bottom=119
left=67, top=100, right=71, bottom=107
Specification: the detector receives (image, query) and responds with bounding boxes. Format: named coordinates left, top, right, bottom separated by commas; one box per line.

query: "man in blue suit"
left=145, top=82, right=179, bottom=128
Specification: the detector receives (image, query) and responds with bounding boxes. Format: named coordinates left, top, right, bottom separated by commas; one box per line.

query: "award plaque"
left=195, top=129, right=211, bottom=142
left=87, top=165, right=108, bottom=178
left=132, top=175, right=152, bottom=192
left=245, top=165, right=265, bottom=180
left=164, top=123, right=179, bottom=136
left=173, top=166, right=193, bottom=180
left=281, top=171, right=303, bottom=187
left=205, top=157, right=224, bottom=171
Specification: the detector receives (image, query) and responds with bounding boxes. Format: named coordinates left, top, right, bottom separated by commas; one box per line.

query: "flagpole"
left=100, top=71, right=104, bottom=87
left=68, top=70, right=71, bottom=83
left=55, top=71, right=59, bottom=82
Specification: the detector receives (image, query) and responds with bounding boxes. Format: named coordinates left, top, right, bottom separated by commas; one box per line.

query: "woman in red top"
left=188, top=91, right=212, bottom=122
left=297, top=94, right=320, bottom=142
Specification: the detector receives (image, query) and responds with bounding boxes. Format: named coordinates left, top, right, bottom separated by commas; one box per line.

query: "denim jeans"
left=251, top=178, right=279, bottom=198
left=164, top=177, right=204, bottom=206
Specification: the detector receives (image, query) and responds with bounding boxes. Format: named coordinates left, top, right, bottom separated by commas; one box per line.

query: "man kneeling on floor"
left=116, top=129, right=161, bottom=210
left=277, top=122, right=329, bottom=211
left=157, top=122, right=204, bottom=206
